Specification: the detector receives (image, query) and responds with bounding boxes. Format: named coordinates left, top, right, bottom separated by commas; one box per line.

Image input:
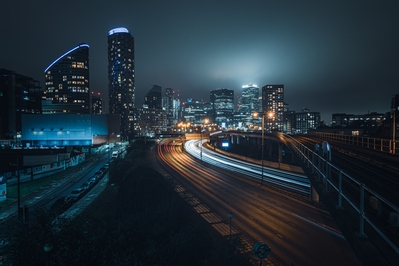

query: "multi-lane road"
left=151, top=139, right=361, bottom=265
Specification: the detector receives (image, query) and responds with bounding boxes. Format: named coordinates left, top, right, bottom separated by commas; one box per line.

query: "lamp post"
left=200, top=127, right=203, bottom=161
left=200, top=118, right=209, bottom=161
left=261, top=114, right=265, bottom=183
left=260, top=111, right=274, bottom=183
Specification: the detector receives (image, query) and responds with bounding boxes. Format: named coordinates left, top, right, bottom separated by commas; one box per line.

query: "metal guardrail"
left=284, top=134, right=399, bottom=256
left=310, top=132, right=398, bottom=155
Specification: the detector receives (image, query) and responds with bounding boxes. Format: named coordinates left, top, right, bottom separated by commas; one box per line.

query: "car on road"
left=81, top=182, right=92, bottom=190
left=87, top=176, right=97, bottom=185
left=95, top=170, right=104, bottom=177
left=68, top=187, right=85, bottom=201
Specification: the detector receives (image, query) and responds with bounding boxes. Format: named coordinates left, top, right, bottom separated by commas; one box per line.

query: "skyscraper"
left=210, top=88, right=234, bottom=128
left=43, top=43, right=90, bottom=114
left=108, top=27, right=135, bottom=138
left=262, top=84, right=284, bottom=131
left=240, top=84, right=259, bottom=114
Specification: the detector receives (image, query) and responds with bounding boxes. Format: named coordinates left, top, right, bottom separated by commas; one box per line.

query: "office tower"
left=182, top=99, right=206, bottom=124
left=0, top=68, right=42, bottom=139
left=107, top=27, right=135, bottom=138
left=164, top=88, right=175, bottom=130
left=43, top=43, right=90, bottom=114
left=144, top=85, right=162, bottom=109
left=210, top=88, right=234, bottom=128
left=262, top=84, right=284, bottom=132
left=240, top=84, right=259, bottom=114
left=91, top=92, right=103, bottom=114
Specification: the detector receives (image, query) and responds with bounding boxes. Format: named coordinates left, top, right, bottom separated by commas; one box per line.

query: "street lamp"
left=200, top=118, right=209, bottom=161
left=260, top=111, right=274, bottom=183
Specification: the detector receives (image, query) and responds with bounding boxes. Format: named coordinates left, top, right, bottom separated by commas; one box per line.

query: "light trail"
left=184, top=140, right=310, bottom=194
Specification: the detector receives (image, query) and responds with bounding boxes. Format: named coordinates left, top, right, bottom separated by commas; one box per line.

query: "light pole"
left=260, top=111, right=274, bottom=183
left=261, top=114, right=264, bottom=183
left=228, top=211, right=233, bottom=243
left=200, top=118, right=209, bottom=162
left=200, top=127, right=203, bottom=161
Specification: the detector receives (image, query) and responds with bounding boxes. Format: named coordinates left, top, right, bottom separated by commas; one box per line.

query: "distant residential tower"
left=108, top=27, right=135, bottom=138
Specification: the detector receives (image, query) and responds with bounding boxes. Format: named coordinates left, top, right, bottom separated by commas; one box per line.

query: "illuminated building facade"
left=0, top=69, right=43, bottom=139
left=295, top=108, right=321, bottom=134
left=21, top=114, right=120, bottom=147
left=43, top=44, right=90, bottom=114
left=91, top=92, right=103, bottom=114
left=210, top=88, right=234, bottom=128
left=164, top=88, right=175, bottom=131
left=108, top=27, right=135, bottom=138
left=240, top=84, right=259, bottom=114
left=262, top=84, right=284, bottom=132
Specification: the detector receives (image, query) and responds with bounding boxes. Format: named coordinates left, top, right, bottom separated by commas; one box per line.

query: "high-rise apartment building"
left=0, top=69, right=42, bottom=139
left=210, top=88, right=234, bottom=128
left=262, top=84, right=284, bottom=132
left=108, top=27, right=135, bottom=138
left=43, top=43, right=90, bottom=114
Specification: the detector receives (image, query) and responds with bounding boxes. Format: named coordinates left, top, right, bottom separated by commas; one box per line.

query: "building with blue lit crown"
left=108, top=27, right=135, bottom=138
left=43, top=44, right=90, bottom=114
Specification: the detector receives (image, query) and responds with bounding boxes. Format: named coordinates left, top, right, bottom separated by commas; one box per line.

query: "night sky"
left=2, top=0, right=398, bottom=123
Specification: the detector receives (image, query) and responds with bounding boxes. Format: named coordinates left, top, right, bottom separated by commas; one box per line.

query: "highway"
left=184, top=139, right=310, bottom=194
left=151, top=139, right=361, bottom=266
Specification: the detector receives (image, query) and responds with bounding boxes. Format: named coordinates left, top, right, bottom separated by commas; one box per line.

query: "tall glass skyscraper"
left=107, top=27, right=135, bottom=137
left=210, top=88, right=234, bottom=127
left=240, top=84, right=259, bottom=114
left=43, top=43, right=90, bottom=114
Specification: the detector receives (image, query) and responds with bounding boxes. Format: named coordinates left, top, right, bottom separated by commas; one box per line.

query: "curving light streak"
left=44, top=43, right=89, bottom=73
left=185, top=140, right=310, bottom=193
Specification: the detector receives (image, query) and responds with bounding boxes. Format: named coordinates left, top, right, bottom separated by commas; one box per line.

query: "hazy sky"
left=1, top=0, right=398, bottom=122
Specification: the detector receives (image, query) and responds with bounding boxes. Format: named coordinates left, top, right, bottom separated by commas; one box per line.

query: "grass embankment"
left=0, top=166, right=79, bottom=209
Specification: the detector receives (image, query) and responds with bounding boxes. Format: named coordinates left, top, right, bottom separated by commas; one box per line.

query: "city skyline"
left=1, top=1, right=398, bottom=123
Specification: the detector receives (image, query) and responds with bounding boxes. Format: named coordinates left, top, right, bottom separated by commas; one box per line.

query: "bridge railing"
left=284, top=134, right=399, bottom=257
left=309, top=132, right=398, bottom=155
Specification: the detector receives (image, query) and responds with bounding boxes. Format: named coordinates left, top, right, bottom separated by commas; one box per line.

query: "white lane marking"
left=292, top=213, right=345, bottom=239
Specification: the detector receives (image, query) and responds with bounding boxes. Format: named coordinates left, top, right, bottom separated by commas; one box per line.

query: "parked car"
left=87, top=176, right=97, bottom=185
left=68, top=187, right=85, bottom=201
left=81, top=182, right=91, bottom=190
left=95, top=170, right=103, bottom=177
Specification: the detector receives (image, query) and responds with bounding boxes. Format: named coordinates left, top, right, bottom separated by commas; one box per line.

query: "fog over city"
left=2, top=0, right=398, bottom=122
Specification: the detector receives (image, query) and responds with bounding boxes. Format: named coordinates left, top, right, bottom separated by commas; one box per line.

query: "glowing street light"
left=200, top=118, right=209, bottom=161
left=260, top=110, right=274, bottom=183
